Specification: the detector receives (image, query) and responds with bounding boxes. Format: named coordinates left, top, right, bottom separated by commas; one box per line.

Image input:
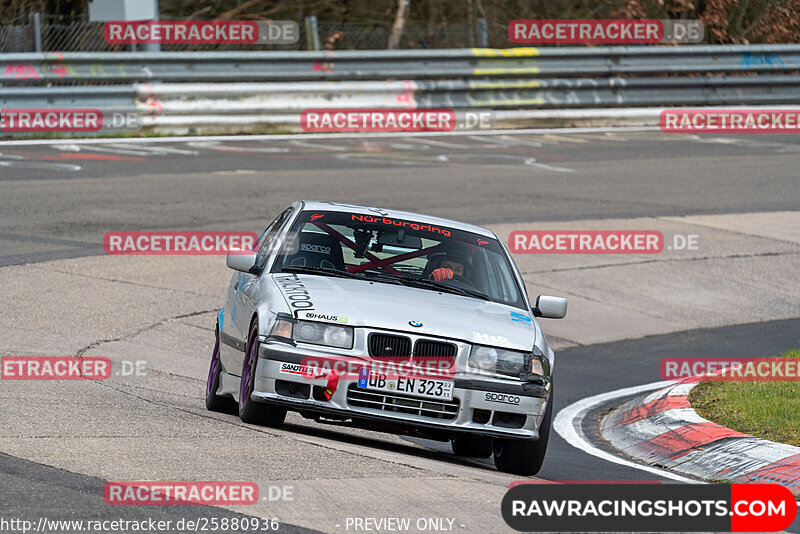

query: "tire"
left=205, top=322, right=237, bottom=414
left=451, top=435, right=493, bottom=458
left=493, top=393, right=553, bottom=476
left=239, top=321, right=287, bottom=427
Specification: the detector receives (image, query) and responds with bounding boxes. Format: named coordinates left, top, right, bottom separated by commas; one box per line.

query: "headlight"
left=469, top=344, right=546, bottom=378
left=469, top=346, right=498, bottom=370
left=292, top=320, right=353, bottom=349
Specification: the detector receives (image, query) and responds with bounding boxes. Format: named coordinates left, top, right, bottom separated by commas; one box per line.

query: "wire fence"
left=0, top=14, right=491, bottom=52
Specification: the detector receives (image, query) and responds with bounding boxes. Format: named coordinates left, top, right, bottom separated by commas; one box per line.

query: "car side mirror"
left=226, top=249, right=258, bottom=273
left=533, top=295, right=567, bottom=319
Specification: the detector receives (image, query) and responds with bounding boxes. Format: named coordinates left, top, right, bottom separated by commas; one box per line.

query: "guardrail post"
left=476, top=18, right=488, bottom=48
left=141, top=0, right=161, bottom=52
left=29, top=12, right=43, bottom=52
left=305, top=16, right=321, bottom=51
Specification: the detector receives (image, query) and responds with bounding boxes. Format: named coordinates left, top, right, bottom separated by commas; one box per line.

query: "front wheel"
left=205, top=322, right=237, bottom=414
left=239, top=322, right=286, bottom=427
left=493, top=393, right=552, bottom=476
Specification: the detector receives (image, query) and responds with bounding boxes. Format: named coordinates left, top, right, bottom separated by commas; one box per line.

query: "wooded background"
left=1, top=0, right=797, bottom=46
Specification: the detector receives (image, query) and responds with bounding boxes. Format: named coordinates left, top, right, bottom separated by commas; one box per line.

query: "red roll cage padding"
left=346, top=245, right=439, bottom=274
left=311, top=221, right=435, bottom=276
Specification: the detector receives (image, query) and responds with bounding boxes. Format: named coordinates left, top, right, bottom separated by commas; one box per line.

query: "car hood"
left=272, top=273, right=536, bottom=351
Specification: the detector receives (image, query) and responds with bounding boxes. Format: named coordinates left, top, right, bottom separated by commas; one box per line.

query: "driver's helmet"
left=425, top=246, right=473, bottom=278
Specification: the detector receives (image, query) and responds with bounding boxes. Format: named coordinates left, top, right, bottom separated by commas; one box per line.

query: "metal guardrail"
left=1, top=45, right=799, bottom=135
left=1, top=45, right=800, bottom=84
left=0, top=85, right=135, bottom=109
left=418, top=75, right=800, bottom=108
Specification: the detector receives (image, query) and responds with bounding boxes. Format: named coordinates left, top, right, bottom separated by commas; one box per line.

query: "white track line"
left=553, top=379, right=701, bottom=483
left=0, top=126, right=660, bottom=147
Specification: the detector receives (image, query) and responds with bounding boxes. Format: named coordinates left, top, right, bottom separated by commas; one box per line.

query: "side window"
left=254, top=208, right=293, bottom=272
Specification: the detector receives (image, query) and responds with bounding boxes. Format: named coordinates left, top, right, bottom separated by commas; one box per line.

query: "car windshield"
left=271, top=209, right=526, bottom=309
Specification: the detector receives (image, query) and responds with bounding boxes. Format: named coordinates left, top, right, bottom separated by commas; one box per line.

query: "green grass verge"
left=689, top=348, right=800, bottom=447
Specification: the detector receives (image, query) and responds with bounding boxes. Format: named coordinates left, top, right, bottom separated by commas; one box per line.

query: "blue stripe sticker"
left=510, top=311, right=532, bottom=323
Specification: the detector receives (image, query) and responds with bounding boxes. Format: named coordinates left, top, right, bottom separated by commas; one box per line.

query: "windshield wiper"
left=376, top=274, right=491, bottom=301
left=281, top=266, right=402, bottom=285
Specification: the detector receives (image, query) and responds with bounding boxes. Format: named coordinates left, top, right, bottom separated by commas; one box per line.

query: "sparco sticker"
left=485, top=392, right=521, bottom=405
left=297, top=311, right=349, bottom=324
left=275, top=273, right=315, bottom=313
left=300, top=243, right=331, bottom=254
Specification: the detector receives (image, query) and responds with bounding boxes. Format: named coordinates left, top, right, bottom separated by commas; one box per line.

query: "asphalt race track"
left=1, top=129, right=799, bottom=533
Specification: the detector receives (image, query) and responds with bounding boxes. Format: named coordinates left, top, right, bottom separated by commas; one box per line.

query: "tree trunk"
left=388, top=0, right=410, bottom=49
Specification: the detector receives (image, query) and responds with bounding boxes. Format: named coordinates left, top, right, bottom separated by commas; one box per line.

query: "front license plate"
left=358, top=371, right=454, bottom=401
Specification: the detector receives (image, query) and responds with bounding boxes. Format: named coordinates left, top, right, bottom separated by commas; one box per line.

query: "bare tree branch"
left=387, top=0, right=409, bottom=49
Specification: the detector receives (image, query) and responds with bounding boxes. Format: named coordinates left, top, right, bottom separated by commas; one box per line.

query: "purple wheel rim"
left=240, top=337, right=256, bottom=404
left=206, top=334, right=220, bottom=397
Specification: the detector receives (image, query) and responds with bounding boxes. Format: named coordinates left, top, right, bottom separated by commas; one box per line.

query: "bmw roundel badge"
left=409, top=320, right=423, bottom=327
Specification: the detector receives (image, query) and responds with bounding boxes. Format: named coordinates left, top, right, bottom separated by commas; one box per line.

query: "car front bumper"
left=249, top=340, right=550, bottom=440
